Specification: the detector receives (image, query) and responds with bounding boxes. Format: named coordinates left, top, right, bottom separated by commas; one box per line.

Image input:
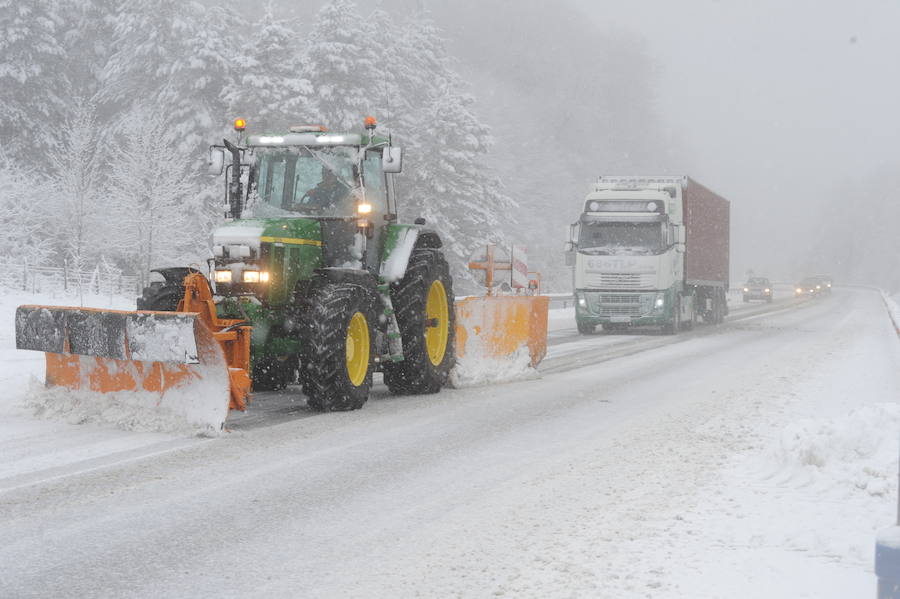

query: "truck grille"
left=589, top=294, right=645, bottom=316
left=585, top=272, right=656, bottom=290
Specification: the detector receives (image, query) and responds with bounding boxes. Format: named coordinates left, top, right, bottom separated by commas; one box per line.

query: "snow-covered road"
left=0, top=287, right=897, bottom=598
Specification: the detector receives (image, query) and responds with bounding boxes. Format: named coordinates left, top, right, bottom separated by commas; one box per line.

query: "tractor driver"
left=295, top=167, right=351, bottom=214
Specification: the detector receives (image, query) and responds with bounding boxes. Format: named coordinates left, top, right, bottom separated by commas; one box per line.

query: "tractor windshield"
left=249, top=146, right=360, bottom=218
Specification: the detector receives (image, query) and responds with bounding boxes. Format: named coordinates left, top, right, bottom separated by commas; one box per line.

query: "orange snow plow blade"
left=454, top=295, right=549, bottom=367
left=14, top=274, right=251, bottom=431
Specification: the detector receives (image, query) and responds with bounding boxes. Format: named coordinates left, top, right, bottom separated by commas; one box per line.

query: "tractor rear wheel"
left=300, top=283, right=376, bottom=411
left=383, top=248, right=456, bottom=395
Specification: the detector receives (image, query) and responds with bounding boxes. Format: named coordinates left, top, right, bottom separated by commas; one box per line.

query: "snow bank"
left=763, top=402, right=900, bottom=497
left=449, top=343, right=538, bottom=388
left=24, top=362, right=230, bottom=436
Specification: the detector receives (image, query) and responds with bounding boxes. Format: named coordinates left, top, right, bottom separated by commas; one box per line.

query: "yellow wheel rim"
left=345, top=311, right=370, bottom=387
left=425, top=279, right=449, bottom=366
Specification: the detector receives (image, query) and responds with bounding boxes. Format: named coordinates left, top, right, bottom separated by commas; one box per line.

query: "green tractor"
left=137, top=117, right=456, bottom=411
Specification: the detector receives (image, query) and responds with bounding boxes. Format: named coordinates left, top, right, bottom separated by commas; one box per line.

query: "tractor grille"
left=585, top=272, right=656, bottom=290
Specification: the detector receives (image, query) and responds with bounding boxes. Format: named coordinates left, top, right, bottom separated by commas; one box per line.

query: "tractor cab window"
left=362, top=150, right=387, bottom=213
left=250, top=147, right=360, bottom=218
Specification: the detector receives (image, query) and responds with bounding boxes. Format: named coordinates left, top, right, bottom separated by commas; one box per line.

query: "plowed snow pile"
left=24, top=368, right=229, bottom=435
left=449, top=343, right=538, bottom=388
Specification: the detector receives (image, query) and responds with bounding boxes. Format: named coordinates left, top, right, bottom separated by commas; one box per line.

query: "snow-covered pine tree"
left=302, top=0, right=382, bottom=131
left=46, top=99, right=105, bottom=288
left=0, top=150, right=54, bottom=267
left=105, top=105, right=202, bottom=285
left=395, top=12, right=516, bottom=290
left=102, top=0, right=237, bottom=159
left=0, top=0, right=68, bottom=162
left=224, top=4, right=313, bottom=133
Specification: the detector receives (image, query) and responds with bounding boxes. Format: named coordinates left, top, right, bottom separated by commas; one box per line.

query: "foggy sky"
left=256, top=0, right=899, bottom=284
left=574, top=0, right=900, bottom=280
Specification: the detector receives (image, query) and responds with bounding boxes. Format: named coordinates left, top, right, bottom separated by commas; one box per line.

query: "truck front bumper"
left=574, top=289, right=674, bottom=327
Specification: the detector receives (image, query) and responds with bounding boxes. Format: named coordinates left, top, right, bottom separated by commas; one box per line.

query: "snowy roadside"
left=658, top=289, right=900, bottom=597
left=0, top=291, right=193, bottom=487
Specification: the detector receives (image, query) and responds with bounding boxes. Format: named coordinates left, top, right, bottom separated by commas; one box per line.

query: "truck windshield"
left=578, top=221, right=666, bottom=255
left=248, top=146, right=359, bottom=218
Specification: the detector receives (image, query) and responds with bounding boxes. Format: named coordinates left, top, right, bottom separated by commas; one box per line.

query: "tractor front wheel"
left=383, top=248, right=456, bottom=395
left=300, top=283, right=376, bottom=411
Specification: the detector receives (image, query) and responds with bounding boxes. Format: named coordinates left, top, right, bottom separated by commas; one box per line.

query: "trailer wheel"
left=383, top=248, right=456, bottom=395
left=300, top=283, right=376, bottom=411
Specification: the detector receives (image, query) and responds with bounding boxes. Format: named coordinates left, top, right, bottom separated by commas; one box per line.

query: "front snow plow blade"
left=15, top=275, right=252, bottom=431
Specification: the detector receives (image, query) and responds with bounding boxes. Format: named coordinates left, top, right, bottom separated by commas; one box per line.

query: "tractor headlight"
left=215, top=270, right=232, bottom=283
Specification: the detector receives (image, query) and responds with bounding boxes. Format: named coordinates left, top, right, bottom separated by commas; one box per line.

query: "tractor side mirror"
left=383, top=147, right=403, bottom=173
left=208, top=147, right=225, bottom=175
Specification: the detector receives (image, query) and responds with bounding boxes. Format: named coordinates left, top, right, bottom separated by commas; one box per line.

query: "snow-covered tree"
left=0, top=0, right=68, bottom=162
left=407, top=80, right=514, bottom=287
left=105, top=105, right=204, bottom=285
left=102, top=0, right=237, bottom=158
left=47, top=99, right=105, bottom=278
left=302, top=0, right=382, bottom=131
left=224, top=4, right=313, bottom=133
left=0, top=150, right=54, bottom=266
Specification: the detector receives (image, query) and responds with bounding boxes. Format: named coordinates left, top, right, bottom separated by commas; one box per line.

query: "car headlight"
left=743, top=287, right=749, bottom=292
left=795, top=288, right=802, bottom=293
left=764, top=288, right=770, bottom=293
left=215, top=270, right=232, bottom=283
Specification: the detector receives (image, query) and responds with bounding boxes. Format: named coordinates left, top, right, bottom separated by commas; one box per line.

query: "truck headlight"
left=577, top=295, right=587, bottom=307
left=655, top=295, right=665, bottom=308
left=215, top=270, right=232, bottom=283
left=243, top=270, right=260, bottom=283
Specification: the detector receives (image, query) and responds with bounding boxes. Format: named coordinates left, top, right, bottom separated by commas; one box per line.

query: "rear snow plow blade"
left=15, top=277, right=251, bottom=431
left=454, top=296, right=550, bottom=367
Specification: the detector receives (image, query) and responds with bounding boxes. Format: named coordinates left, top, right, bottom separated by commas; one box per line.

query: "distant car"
left=813, top=275, right=833, bottom=294
left=742, top=277, right=773, bottom=302
left=795, top=277, right=823, bottom=297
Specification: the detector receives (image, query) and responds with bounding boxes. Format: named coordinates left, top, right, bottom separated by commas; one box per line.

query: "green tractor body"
left=138, top=122, right=456, bottom=410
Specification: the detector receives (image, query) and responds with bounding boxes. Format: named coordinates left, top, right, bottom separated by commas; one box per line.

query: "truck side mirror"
left=565, top=250, right=576, bottom=267
left=383, top=147, right=403, bottom=173
left=208, top=147, right=225, bottom=175
left=677, top=225, right=686, bottom=244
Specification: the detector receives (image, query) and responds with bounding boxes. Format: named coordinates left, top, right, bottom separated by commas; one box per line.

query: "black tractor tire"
left=576, top=320, right=595, bottom=335
left=137, top=283, right=184, bottom=311
left=252, top=356, right=297, bottom=392
left=136, top=267, right=205, bottom=311
left=300, top=283, right=376, bottom=411
left=383, top=248, right=456, bottom=395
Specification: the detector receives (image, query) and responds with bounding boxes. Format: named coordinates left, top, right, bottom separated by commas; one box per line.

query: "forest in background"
left=0, top=0, right=517, bottom=291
